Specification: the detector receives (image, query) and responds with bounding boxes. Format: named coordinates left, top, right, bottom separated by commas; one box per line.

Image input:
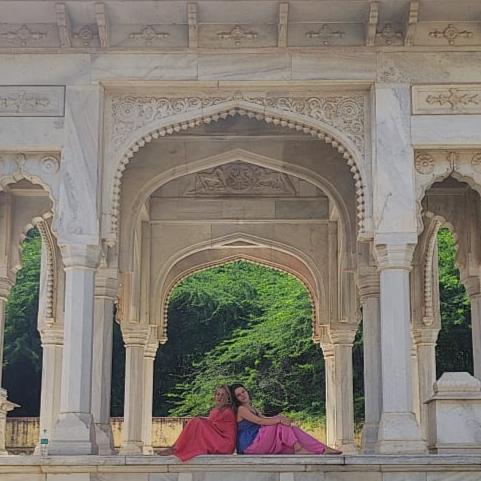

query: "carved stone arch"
left=120, top=148, right=356, bottom=271
left=152, top=233, right=327, bottom=344
left=105, top=94, right=369, bottom=243
left=32, top=217, right=59, bottom=328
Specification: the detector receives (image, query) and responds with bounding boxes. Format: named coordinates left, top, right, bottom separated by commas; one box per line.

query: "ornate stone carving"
left=305, top=24, right=345, bottom=46
left=0, top=86, right=65, bottom=117
left=0, top=24, right=47, bottom=46
left=413, top=85, right=481, bottom=114
left=107, top=92, right=367, bottom=237
left=471, top=153, right=481, bottom=173
left=423, top=218, right=442, bottom=327
left=35, top=218, right=57, bottom=326
left=185, top=162, right=296, bottom=196
left=377, top=59, right=409, bottom=83
left=376, top=23, right=402, bottom=45
left=429, top=24, right=473, bottom=45
left=415, top=153, right=435, bottom=175
left=41, top=156, right=60, bottom=174
left=73, top=25, right=98, bottom=46
left=217, top=25, right=258, bottom=46
left=426, top=89, right=481, bottom=110
left=110, top=93, right=365, bottom=152
left=129, top=26, right=169, bottom=45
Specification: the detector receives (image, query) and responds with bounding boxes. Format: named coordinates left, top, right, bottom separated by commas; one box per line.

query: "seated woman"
left=230, top=383, right=342, bottom=455
left=161, top=384, right=237, bottom=461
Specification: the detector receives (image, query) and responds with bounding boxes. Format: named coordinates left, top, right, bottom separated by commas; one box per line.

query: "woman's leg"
left=291, top=426, right=341, bottom=454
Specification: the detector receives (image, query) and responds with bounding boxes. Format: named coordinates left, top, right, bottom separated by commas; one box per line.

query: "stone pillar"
left=142, top=338, right=159, bottom=455
left=464, top=277, right=481, bottom=381
left=359, top=276, right=382, bottom=453
left=35, top=327, right=63, bottom=453
left=119, top=326, right=150, bottom=455
left=374, top=243, right=426, bottom=453
left=48, top=244, right=99, bottom=455
left=91, top=274, right=117, bottom=455
left=320, top=341, right=336, bottom=447
left=330, top=327, right=358, bottom=453
left=411, top=343, right=421, bottom=424
left=0, top=278, right=17, bottom=455
left=412, top=328, right=440, bottom=441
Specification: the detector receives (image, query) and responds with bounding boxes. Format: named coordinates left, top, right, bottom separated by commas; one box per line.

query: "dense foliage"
left=1, top=227, right=473, bottom=423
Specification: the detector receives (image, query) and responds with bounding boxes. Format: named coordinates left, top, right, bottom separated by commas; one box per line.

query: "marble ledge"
left=0, top=455, right=480, bottom=467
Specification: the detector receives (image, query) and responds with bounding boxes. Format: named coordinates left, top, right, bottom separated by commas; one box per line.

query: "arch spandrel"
left=104, top=92, right=370, bottom=243
left=152, top=237, right=327, bottom=344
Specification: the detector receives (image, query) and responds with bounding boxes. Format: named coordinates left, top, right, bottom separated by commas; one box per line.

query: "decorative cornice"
left=329, top=326, right=358, bottom=346
left=374, top=243, right=416, bottom=270
left=60, top=244, right=100, bottom=270
left=121, top=325, right=150, bottom=347
left=39, top=327, right=64, bottom=346
left=412, top=327, right=440, bottom=345
left=107, top=92, right=367, bottom=240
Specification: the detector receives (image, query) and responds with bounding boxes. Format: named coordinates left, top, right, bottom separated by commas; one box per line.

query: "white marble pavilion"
left=1, top=0, right=481, bottom=480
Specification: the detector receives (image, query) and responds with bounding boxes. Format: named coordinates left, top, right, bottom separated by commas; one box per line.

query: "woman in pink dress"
left=161, top=385, right=237, bottom=461
left=230, top=383, right=342, bottom=455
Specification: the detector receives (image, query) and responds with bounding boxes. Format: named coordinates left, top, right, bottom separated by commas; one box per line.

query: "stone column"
left=464, top=277, right=481, bottom=380
left=0, top=278, right=17, bottom=455
left=35, top=327, right=63, bottom=453
left=48, top=244, right=100, bottom=455
left=91, top=274, right=117, bottom=455
left=359, top=276, right=382, bottom=453
left=119, top=326, right=150, bottom=454
left=412, top=328, right=440, bottom=440
left=320, top=341, right=336, bottom=447
left=374, top=243, right=426, bottom=453
left=330, top=327, right=357, bottom=453
left=142, top=338, right=159, bottom=455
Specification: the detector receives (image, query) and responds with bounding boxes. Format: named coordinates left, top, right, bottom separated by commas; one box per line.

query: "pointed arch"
left=105, top=96, right=368, bottom=241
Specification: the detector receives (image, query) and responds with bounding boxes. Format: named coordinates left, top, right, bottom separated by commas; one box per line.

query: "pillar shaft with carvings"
left=142, top=337, right=159, bottom=455
left=120, top=326, right=150, bottom=455
left=374, top=243, right=426, bottom=454
left=359, top=274, right=382, bottom=453
left=92, top=274, right=117, bottom=455
left=48, top=244, right=100, bottom=455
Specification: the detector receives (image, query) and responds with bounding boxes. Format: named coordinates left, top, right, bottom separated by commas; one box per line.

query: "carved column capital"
left=0, top=277, right=13, bottom=301
left=95, top=275, right=118, bottom=300
left=412, top=328, right=440, bottom=346
left=60, top=244, right=101, bottom=270
left=329, top=326, right=358, bottom=346
left=358, top=273, right=380, bottom=301
left=463, top=276, right=481, bottom=298
left=374, top=243, right=416, bottom=271
left=39, top=327, right=64, bottom=346
left=121, top=325, right=150, bottom=347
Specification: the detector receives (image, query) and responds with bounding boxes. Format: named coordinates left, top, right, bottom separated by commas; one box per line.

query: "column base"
left=361, top=422, right=379, bottom=453
left=336, top=442, right=358, bottom=454
left=142, top=444, right=154, bottom=455
left=119, top=441, right=144, bottom=455
left=94, top=422, right=115, bottom=455
left=375, top=412, right=427, bottom=454
left=48, top=413, right=98, bottom=455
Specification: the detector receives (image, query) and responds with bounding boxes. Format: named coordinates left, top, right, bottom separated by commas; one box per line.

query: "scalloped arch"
left=108, top=98, right=368, bottom=241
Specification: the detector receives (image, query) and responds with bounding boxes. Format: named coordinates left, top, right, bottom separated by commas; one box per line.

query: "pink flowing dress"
left=174, top=407, right=237, bottom=461
left=243, top=424, right=327, bottom=455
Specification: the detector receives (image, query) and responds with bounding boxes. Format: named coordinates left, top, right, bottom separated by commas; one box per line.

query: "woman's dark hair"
left=229, top=383, right=250, bottom=410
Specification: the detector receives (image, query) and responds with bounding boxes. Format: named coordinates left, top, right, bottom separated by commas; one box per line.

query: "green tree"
left=3, top=229, right=42, bottom=416
left=436, top=228, right=472, bottom=375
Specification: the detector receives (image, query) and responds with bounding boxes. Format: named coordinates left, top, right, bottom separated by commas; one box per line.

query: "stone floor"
left=0, top=454, right=481, bottom=481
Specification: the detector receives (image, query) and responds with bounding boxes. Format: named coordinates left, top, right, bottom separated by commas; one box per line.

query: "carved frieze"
left=375, top=23, right=402, bottom=46
left=73, top=25, right=99, bottom=47
left=305, top=24, right=345, bottom=46
left=428, top=24, right=473, bottom=46
left=184, top=162, right=296, bottom=196
left=0, top=24, right=47, bottom=46
left=412, top=85, right=481, bottom=114
left=110, top=92, right=366, bottom=153
left=0, top=86, right=65, bottom=117
left=217, top=25, right=258, bottom=46
left=129, top=26, right=169, bottom=45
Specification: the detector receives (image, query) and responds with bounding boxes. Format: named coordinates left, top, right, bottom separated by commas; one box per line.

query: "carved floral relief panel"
left=0, top=86, right=65, bottom=117
left=412, top=85, right=481, bottom=115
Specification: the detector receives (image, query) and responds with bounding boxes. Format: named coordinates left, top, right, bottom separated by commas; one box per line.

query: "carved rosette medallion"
left=472, top=153, right=481, bottom=173
left=41, top=155, right=60, bottom=174
left=185, top=162, right=296, bottom=196
left=415, top=153, right=435, bottom=174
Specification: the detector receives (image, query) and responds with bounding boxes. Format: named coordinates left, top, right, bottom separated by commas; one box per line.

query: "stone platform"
left=0, top=454, right=480, bottom=481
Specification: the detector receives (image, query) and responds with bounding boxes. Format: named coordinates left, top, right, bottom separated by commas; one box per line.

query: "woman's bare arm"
left=237, top=406, right=282, bottom=426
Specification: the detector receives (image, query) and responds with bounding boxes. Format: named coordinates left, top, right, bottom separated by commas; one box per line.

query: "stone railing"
left=5, top=417, right=190, bottom=454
